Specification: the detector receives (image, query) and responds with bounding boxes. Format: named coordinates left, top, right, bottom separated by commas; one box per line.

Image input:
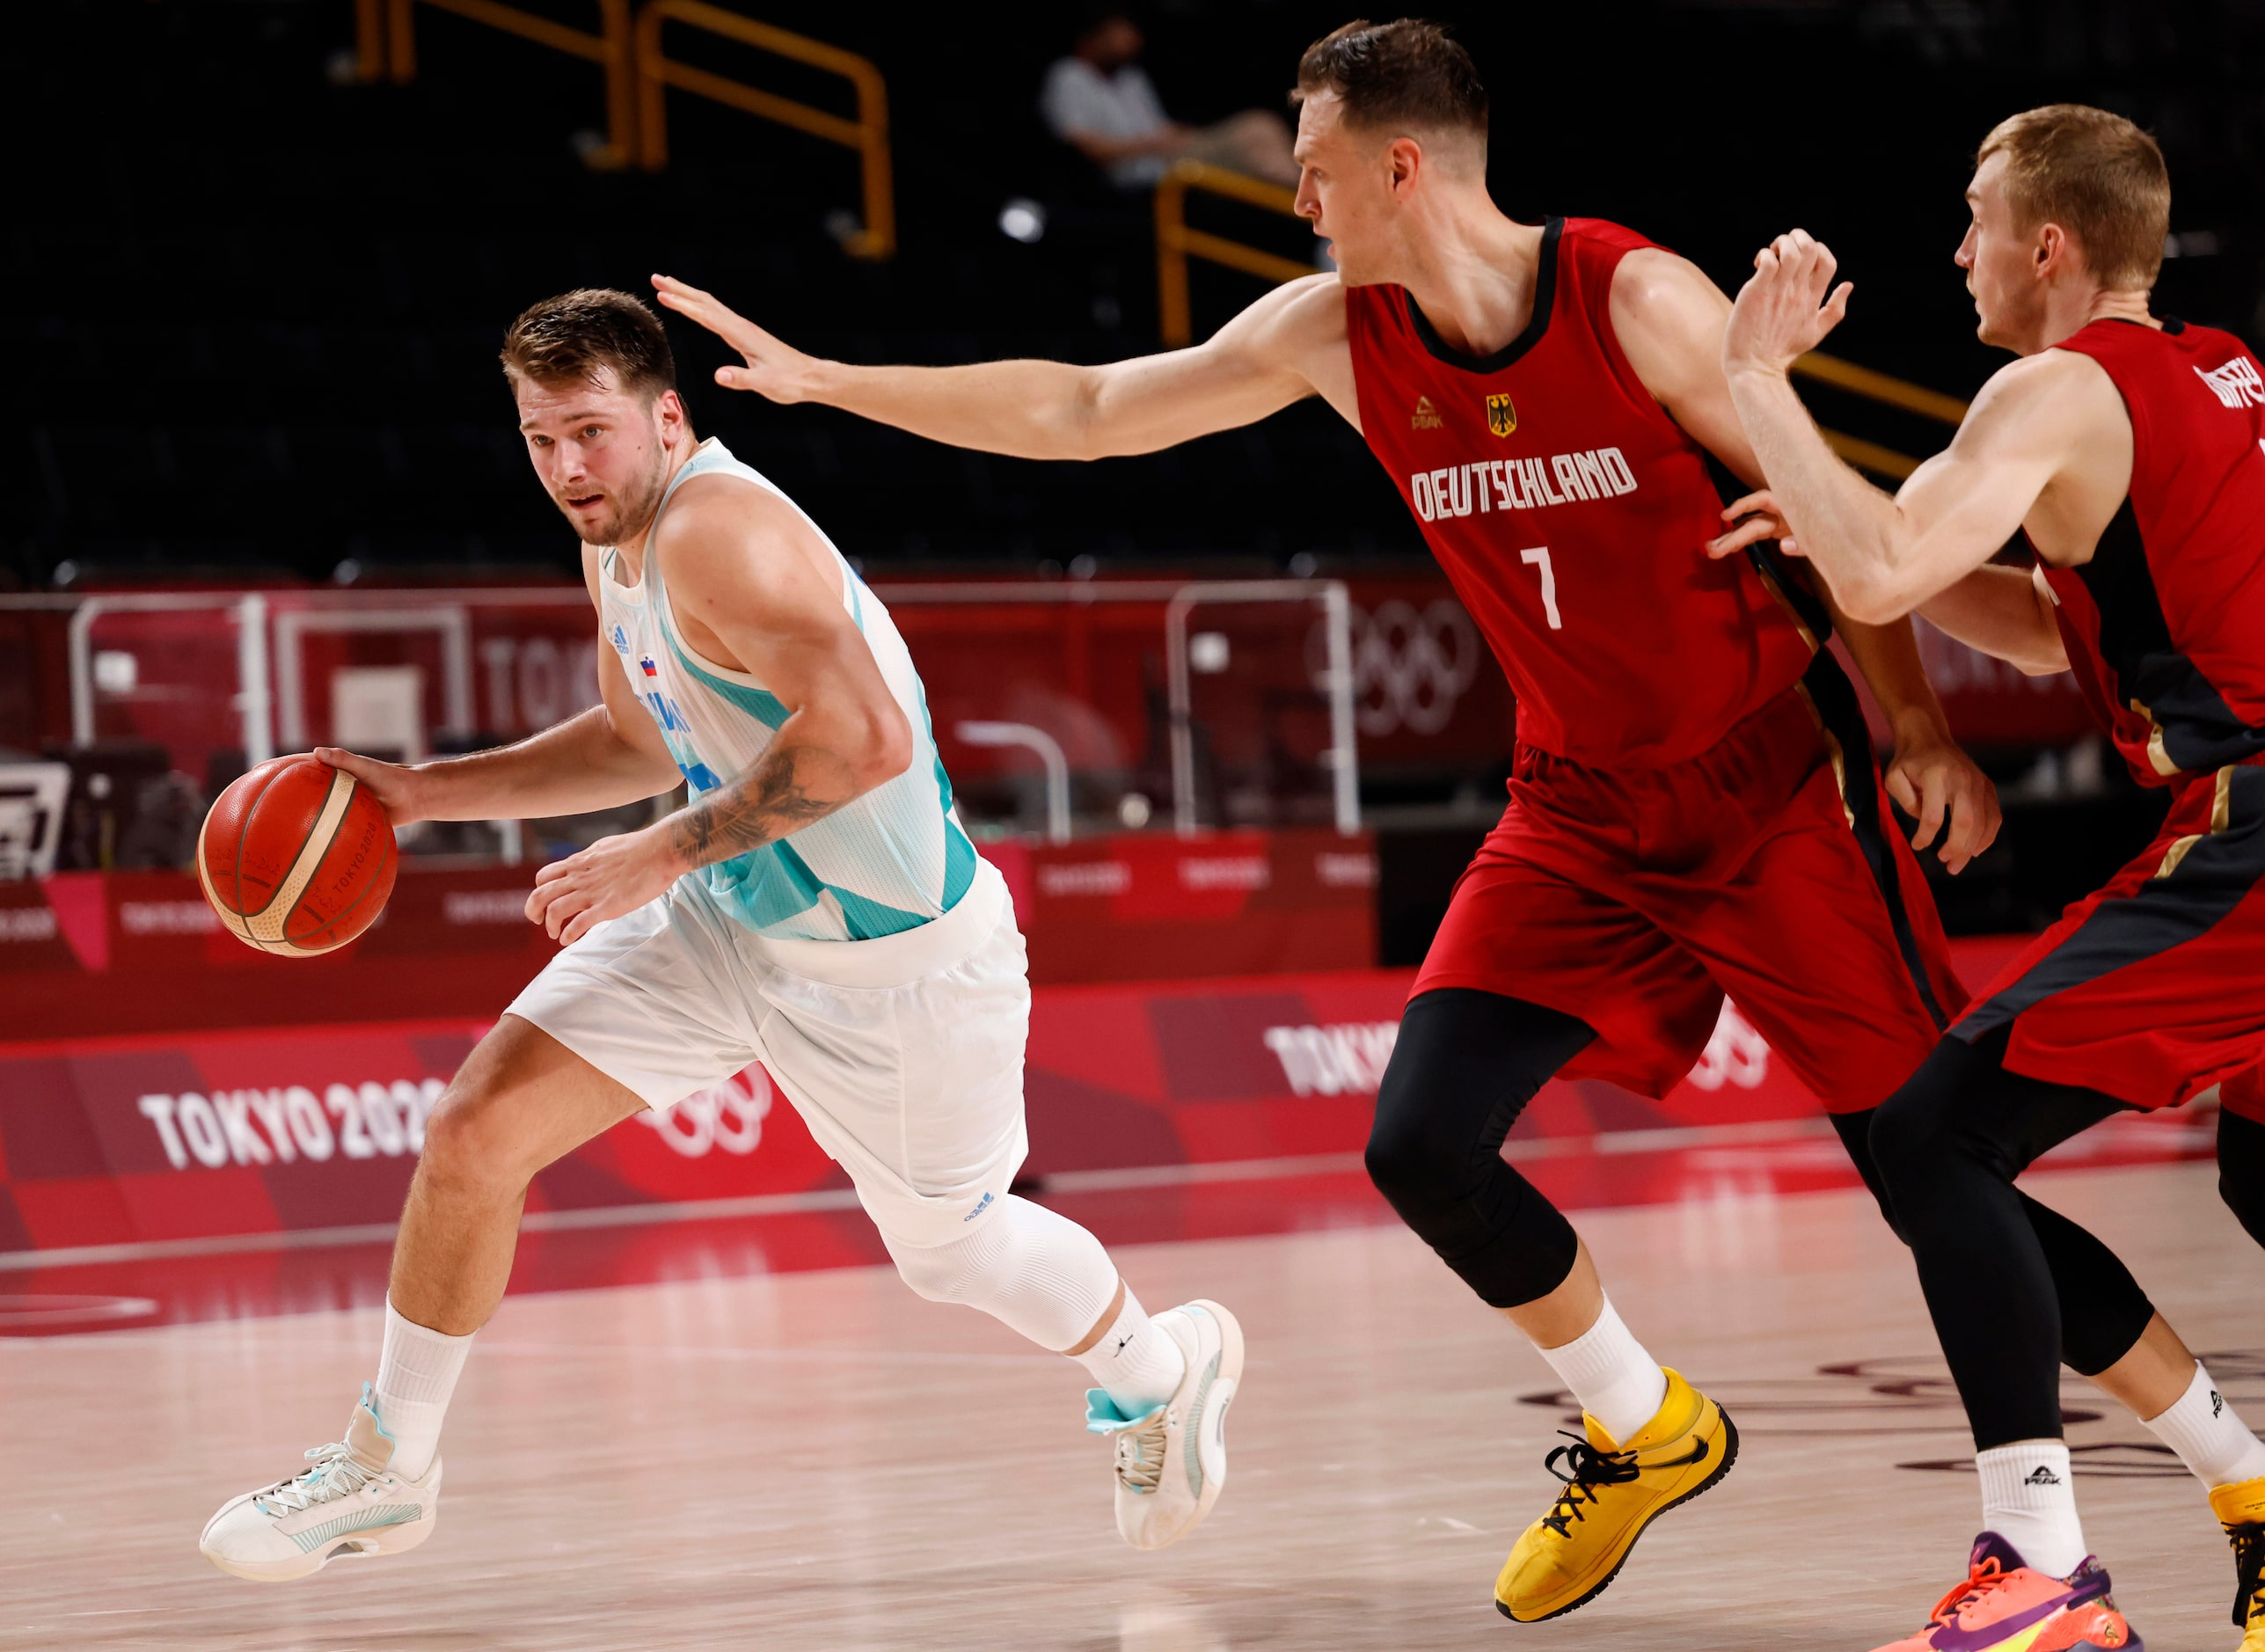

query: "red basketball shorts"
left=1415, top=664, right=1967, bottom=1113
left=1953, top=762, right=2265, bottom=1112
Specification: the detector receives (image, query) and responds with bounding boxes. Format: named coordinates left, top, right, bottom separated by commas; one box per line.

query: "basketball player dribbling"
left=197, top=291, right=1244, bottom=1581
left=1722, top=105, right=2265, bottom=1651
left=655, top=19, right=2221, bottom=1624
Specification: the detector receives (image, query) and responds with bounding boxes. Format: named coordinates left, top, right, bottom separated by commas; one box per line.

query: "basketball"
left=195, top=755, right=399, bottom=956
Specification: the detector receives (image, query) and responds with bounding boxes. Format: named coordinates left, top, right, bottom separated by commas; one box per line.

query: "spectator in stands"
left=1041, top=11, right=1300, bottom=191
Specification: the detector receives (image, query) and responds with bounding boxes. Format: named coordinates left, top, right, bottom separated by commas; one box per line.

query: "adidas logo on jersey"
left=2196, top=355, right=2265, bottom=408
left=1410, top=396, right=1444, bottom=430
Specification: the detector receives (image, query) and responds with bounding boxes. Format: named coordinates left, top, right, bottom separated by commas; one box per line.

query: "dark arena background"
left=3, top=3, right=2261, bottom=1648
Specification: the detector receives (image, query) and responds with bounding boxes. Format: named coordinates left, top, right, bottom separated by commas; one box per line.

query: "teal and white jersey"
left=597, top=438, right=977, bottom=941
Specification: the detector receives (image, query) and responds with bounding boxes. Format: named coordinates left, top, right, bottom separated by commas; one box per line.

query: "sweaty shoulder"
left=1964, top=348, right=2127, bottom=453
left=654, top=470, right=823, bottom=588
left=1232, top=271, right=1347, bottom=366
left=1225, top=270, right=1353, bottom=423
left=1604, top=244, right=1731, bottom=411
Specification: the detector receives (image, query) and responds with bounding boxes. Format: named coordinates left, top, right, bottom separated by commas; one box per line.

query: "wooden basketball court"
left=0, top=1158, right=2252, bottom=1649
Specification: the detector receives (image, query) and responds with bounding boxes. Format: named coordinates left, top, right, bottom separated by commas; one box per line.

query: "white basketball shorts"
left=507, top=856, right=1028, bottom=1250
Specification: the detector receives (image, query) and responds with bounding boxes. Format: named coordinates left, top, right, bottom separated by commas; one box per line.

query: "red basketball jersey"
left=1345, top=216, right=1814, bottom=767
left=2040, top=318, right=2265, bottom=786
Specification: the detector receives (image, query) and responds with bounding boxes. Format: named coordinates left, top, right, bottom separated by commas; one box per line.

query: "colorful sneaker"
left=1493, top=1366, right=1738, bottom=1621
left=1085, top=1298, right=1243, bottom=1551
left=200, top=1385, right=441, bottom=1582
left=2211, top=1474, right=2265, bottom=1649
left=1867, top=1533, right=2140, bottom=1651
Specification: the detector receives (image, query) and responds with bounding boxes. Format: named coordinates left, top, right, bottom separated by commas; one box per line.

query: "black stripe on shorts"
left=1800, top=648, right=1954, bottom=1032
left=1957, top=765, right=2265, bottom=1042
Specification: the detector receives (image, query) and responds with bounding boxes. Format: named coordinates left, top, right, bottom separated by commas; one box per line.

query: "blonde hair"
left=1976, top=104, right=2169, bottom=290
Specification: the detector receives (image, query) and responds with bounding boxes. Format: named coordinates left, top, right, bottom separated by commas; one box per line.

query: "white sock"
left=1076, top=1284, right=1187, bottom=1418
left=1535, top=1297, right=1669, bottom=1446
left=1976, top=1440, right=2087, bottom=1578
left=2144, top=1361, right=2265, bottom=1490
left=373, top=1299, right=473, bottom=1480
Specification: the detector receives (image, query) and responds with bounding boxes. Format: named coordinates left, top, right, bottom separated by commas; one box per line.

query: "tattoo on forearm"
left=669, top=743, right=850, bottom=869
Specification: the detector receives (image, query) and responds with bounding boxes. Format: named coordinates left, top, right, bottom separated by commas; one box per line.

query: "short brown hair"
left=1976, top=105, right=2170, bottom=290
left=500, top=289, right=677, bottom=401
left=1292, top=19, right=1487, bottom=150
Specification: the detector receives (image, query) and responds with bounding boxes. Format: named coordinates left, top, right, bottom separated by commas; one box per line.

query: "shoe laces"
left=1112, top=1407, right=1168, bottom=1496
left=1537, top=1432, right=1640, bottom=1539
left=252, top=1441, right=384, bottom=1519
left=2228, top=1520, right=2265, bottom=1627
left=1928, top=1558, right=2019, bottom=1625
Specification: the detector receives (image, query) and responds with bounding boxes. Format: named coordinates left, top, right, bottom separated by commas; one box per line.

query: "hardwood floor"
left=0, top=1161, right=2254, bottom=1649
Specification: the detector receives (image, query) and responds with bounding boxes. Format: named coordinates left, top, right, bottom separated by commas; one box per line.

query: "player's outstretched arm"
left=1721, top=229, right=2092, bottom=624
left=651, top=272, right=1342, bottom=459
left=526, top=480, right=914, bottom=944
left=317, top=553, right=687, bottom=826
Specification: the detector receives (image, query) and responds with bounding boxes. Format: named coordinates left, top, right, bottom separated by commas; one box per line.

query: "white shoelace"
left=252, top=1442, right=383, bottom=1517
left=1113, top=1410, right=1167, bottom=1495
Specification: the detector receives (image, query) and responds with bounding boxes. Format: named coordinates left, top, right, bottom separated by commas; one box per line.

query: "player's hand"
left=312, top=747, right=427, bottom=825
left=527, top=825, right=685, bottom=946
left=1707, top=490, right=1801, bottom=560
left=651, top=274, right=821, bottom=404
left=1723, top=229, right=1852, bottom=380
left=1883, top=727, right=2001, bottom=875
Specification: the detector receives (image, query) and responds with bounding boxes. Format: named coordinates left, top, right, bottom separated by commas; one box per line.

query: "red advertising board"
left=0, top=944, right=2209, bottom=1262
left=0, top=833, right=1374, bottom=1041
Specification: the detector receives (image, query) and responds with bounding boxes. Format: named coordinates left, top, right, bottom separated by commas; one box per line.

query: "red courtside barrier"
left=0, top=945, right=2215, bottom=1261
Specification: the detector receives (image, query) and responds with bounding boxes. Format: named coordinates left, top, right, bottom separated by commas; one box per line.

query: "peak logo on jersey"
left=1410, top=396, right=1443, bottom=430
left=1485, top=393, right=1517, bottom=437
left=2196, top=355, right=2265, bottom=409
left=639, top=655, right=660, bottom=677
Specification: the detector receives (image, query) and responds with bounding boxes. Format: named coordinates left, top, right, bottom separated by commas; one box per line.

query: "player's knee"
left=1363, top=1075, right=1454, bottom=1218
left=1866, top=1059, right=1970, bottom=1223
left=417, top=1077, right=548, bottom=1193
left=884, top=1226, right=994, bottom=1307
left=2218, top=1109, right=2265, bottom=1247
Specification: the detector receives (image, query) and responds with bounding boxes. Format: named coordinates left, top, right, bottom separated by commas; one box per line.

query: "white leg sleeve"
left=883, top=1193, right=1118, bottom=1352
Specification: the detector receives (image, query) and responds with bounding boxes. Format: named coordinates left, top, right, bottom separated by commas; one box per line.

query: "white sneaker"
left=1085, top=1298, right=1244, bottom=1551
left=201, top=1385, right=441, bottom=1582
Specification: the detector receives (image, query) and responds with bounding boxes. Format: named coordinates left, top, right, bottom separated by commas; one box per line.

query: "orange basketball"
left=196, top=755, right=398, bottom=956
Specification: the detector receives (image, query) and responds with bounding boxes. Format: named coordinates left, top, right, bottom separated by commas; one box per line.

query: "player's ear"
left=1387, top=135, right=1422, bottom=197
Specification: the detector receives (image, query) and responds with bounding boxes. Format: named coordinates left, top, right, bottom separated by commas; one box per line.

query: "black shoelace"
left=1537, top=1432, right=1641, bottom=1538
left=2231, top=1521, right=2265, bottom=1631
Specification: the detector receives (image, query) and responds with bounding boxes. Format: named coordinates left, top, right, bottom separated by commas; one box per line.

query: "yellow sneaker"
left=1493, top=1367, right=1738, bottom=1622
left=2210, top=1474, right=2265, bottom=1650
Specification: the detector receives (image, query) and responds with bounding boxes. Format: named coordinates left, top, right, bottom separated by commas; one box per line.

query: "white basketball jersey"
left=596, top=438, right=977, bottom=941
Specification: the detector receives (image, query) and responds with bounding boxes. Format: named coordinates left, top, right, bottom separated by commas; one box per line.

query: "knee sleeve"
left=1839, top=1097, right=2151, bottom=1373
left=1365, top=989, right=1594, bottom=1310
left=882, top=1194, right=1117, bottom=1351
left=2220, top=1107, right=2265, bottom=1249
left=1829, top=1107, right=1903, bottom=1237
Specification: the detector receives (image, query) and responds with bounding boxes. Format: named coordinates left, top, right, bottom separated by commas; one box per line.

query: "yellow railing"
left=1150, top=165, right=1969, bottom=473
left=382, top=0, right=639, bottom=167
left=1156, top=161, right=1311, bottom=348
left=633, top=0, right=893, bottom=259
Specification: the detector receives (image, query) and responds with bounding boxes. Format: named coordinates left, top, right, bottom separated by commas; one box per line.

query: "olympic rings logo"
left=1312, top=599, right=1484, bottom=737
left=639, top=1068, right=773, bottom=1159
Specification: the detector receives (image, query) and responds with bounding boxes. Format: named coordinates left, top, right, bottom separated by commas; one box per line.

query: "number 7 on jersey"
left=1520, top=546, right=1563, bottom=630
